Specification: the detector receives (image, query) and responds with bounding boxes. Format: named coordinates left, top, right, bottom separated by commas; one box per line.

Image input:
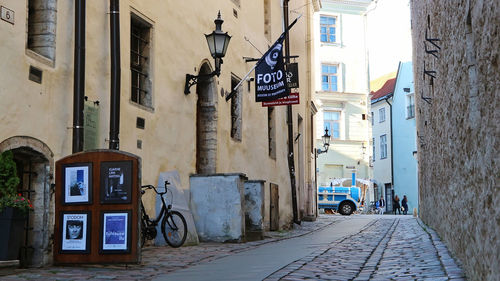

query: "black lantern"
left=185, top=11, right=231, bottom=94
left=317, top=128, right=331, bottom=155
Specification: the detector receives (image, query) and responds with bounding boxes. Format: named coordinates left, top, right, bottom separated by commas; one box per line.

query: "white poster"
left=64, top=165, right=90, bottom=203
left=62, top=213, right=88, bottom=251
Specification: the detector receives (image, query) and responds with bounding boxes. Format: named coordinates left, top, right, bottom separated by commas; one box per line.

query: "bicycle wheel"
left=161, top=210, right=187, bottom=248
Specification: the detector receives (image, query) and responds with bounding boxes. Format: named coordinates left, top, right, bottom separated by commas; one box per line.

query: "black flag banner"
left=255, top=16, right=299, bottom=102
left=255, top=34, right=288, bottom=102
left=225, top=17, right=300, bottom=102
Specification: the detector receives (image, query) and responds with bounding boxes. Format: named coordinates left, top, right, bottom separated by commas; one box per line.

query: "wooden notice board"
left=53, top=150, right=141, bottom=264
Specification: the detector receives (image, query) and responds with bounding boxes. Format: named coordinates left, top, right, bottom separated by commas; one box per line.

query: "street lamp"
left=317, top=128, right=331, bottom=155
left=185, top=11, right=231, bottom=94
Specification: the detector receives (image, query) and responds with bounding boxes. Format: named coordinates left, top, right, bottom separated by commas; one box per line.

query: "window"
left=324, top=111, right=340, bottom=139
left=321, top=64, right=338, bottom=92
left=231, top=76, right=242, bottom=141
left=371, top=112, right=374, bottom=126
left=131, top=15, right=152, bottom=107
left=268, top=107, right=276, bottom=159
left=27, top=0, right=57, bottom=61
left=320, top=16, right=337, bottom=43
left=380, top=134, right=387, bottom=159
left=406, top=94, right=415, bottom=119
left=372, top=137, right=375, bottom=161
left=379, top=107, right=386, bottom=123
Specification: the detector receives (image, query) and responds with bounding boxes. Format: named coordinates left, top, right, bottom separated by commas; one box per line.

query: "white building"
left=313, top=0, right=373, bottom=202
left=370, top=75, right=395, bottom=210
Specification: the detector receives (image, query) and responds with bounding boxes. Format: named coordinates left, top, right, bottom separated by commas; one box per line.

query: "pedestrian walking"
left=378, top=196, right=386, bottom=214
left=401, top=195, right=408, bottom=215
left=393, top=195, right=401, bottom=215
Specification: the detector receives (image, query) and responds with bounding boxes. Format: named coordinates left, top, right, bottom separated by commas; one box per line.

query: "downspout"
left=109, top=0, right=121, bottom=150
left=283, top=0, right=300, bottom=225
left=72, top=0, right=85, bottom=153
left=385, top=97, right=394, bottom=193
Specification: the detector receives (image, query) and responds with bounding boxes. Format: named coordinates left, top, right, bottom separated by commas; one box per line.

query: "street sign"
left=286, top=63, right=299, bottom=88
left=1, top=6, right=14, bottom=25
left=262, top=92, right=299, bottom=107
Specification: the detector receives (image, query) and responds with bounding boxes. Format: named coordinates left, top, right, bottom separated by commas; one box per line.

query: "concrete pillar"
left=244, top=180, right=265, bottom=241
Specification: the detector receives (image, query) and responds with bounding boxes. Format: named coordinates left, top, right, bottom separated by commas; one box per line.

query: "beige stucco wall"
left=411, top=0, right=499, bottom=280
left=0, top=0, right=317, bottom=235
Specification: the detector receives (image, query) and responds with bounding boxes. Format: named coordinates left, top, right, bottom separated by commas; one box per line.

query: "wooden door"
left=270, top=183, right=279, bottom=231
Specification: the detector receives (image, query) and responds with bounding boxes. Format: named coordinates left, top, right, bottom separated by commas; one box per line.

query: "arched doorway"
left=0, top=137, right=53, bottom=267
left=196, top=62, right=218, bottom=174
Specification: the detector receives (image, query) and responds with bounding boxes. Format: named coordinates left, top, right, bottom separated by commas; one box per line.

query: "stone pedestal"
left=189, top=173, right=247, bottom=242
left=244, top=180, right=265, bottom=241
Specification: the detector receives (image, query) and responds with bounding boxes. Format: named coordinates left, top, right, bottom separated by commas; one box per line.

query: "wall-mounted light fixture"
left=316, top=128, right=331, bottom=155
left=184, top=11, right=231, bottom=94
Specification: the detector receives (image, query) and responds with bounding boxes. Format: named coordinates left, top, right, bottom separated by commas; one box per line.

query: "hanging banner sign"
left=255, top=36, right=289, bottom=102
left=262, top=92, right=300, bottom=107
left=286, top=63, right=299, bottom=88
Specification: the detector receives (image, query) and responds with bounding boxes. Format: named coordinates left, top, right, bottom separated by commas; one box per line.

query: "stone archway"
left=0, top=136, right=54, bottom=267
left=196, top=62, right=218, bottom=174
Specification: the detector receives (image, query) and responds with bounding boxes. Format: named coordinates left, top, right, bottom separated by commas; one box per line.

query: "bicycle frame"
left=141, top=183, right=173, bottom=227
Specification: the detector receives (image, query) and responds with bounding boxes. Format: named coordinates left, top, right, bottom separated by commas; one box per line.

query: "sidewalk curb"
left=416, top=218, right=466, bottom=280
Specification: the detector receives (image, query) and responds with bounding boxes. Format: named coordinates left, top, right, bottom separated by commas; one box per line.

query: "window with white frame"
left=321, top=64, right=338, bottom=92
left=372, top=137, right=375, bottom=161
left=320, top=16, right=337, bottom=43
left=371, top=111, right=374, bottom=126
left=379, top=107, right=386, bottom=123
left=324, top=111, right=340, bottom=139
left=406, top=94, right=415, bottom=119
left=380, top=134, right=387, bottom=159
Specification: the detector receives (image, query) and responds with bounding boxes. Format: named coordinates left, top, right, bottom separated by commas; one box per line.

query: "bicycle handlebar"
left=141, top=181, right=170, bottom=195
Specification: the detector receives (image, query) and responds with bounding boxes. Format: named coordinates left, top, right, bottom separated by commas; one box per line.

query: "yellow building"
left=0, top=0, right=319, bottom=266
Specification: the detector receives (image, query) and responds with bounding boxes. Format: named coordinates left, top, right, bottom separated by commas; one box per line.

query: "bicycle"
left=140, top=181, right=187, bottom=248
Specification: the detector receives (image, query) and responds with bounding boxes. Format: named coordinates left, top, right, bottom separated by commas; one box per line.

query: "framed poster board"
left=100, top=210, right=132, bottom=253
left=62, top=163, right=92, bottom=204
left=60, top=211, right=91, bottom=253
left=100, top=161, right=132, bottom=204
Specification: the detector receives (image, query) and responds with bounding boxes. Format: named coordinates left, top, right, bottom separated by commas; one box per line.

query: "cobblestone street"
left=2, top=215, right=465, bottom=280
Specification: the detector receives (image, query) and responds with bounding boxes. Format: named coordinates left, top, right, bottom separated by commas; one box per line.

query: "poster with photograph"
left=61, top=212, right=90, bottom=252
left=101, top=212, right=130, bottom=252
left=63, top=163, right=92, bottom=204
left=100, top=161, right=132, bottom=204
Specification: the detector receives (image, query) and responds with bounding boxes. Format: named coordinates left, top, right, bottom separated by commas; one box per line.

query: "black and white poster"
left=63, top=163, right=92, bottom=204
left=100, top=161, right=132, bottom=204
left=61, top=212, right=90, bottom=252
left=101, top=212, right=130, bottom=252
left=255, top=34, right=289, bottom=102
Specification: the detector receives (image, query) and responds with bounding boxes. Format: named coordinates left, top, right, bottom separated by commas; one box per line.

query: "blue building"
left=392, top=61, right=418, bottom=214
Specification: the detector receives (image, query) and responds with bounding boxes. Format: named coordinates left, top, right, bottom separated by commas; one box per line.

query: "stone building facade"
left=410, top=1, right=499, bottom=280
left=0, top=0, right=319, bottom=266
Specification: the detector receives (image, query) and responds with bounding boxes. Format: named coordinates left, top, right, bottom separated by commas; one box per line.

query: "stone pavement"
left=2, top=214, right=466, bottom=280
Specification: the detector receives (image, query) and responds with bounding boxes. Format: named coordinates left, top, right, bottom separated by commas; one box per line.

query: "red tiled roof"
left=370, top=78, right=396, bottom=101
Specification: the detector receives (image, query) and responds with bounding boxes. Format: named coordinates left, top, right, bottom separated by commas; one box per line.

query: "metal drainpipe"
left=109, top=0, right=121, bottom=150
left=283, top=0, right=300, bottom=225
left=72, top=0, right=85, bottom=153
left=385, top=97, right=394, bottom=194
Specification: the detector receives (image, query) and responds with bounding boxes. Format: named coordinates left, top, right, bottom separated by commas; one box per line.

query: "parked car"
left=318, top=186, right=361, bottom=215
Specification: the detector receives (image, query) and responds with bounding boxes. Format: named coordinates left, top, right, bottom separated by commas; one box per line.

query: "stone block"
left=189, top=173, right=247, bottom=242
left=244, top=180, right=265, bottom=241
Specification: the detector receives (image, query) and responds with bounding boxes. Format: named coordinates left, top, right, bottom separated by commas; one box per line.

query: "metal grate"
left=130, top=16, right=151, bottom=106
